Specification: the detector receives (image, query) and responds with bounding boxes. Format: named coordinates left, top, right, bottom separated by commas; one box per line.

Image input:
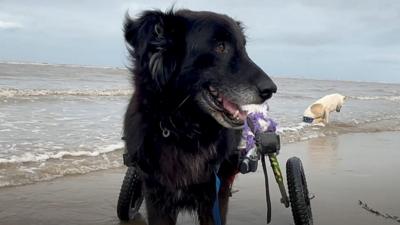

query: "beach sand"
left=1, top=131, right=399, bottom=225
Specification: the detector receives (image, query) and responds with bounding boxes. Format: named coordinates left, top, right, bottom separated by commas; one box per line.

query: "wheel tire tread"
left=117, top=167, right=142, bottom=221
left=286, top=157, right=313, bottom=225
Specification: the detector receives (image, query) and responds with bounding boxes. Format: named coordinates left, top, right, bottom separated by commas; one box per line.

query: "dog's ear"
left=124, top=10, right=184, bottom=89
left=124, top=13, right=140, bottom=48
left=124, top=11, right=165, bottom=49
left=310, top=103, right=324, bottom=118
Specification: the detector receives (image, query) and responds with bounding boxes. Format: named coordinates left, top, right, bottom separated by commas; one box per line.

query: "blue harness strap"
left=212, top=171, right=222, bottom=225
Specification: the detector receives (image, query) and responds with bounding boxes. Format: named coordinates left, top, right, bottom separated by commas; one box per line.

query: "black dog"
left=123, top=9, right=277, bottom=225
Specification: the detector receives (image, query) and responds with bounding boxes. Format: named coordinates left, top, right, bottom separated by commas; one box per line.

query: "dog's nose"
left=260, top=87, right=276, bottom=100
left=258, top=76, right=277, bottom=101
left=244, top=57, right=277, bottom=101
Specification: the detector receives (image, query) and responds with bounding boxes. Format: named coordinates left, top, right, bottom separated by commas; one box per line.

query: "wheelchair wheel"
left=117, top=166, right=144, bottom=221
left=286, top=157, right=313, bottom=225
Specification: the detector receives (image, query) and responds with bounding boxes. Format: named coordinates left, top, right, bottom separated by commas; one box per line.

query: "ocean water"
left=1, top=62, right=399, bottom=187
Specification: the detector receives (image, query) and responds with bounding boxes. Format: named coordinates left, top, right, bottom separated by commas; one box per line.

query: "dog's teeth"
left=210, top=87, right=218, bottom=94
left=217, top=97, right=223, bottom=102
left=233, top=110, right=239, bottom=118
left=208, top=86, right=219, bottom=96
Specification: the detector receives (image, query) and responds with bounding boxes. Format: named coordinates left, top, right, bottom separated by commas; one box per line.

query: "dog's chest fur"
left=156, top=141, right=218, bottom=188
left=140, top=132, right=225, bottom=212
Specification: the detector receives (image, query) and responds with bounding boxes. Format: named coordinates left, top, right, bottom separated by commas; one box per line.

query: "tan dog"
left=303, top=93, right=347, bottom=125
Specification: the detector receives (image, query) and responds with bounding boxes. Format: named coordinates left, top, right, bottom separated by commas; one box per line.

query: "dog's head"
left=336, top=94, right=347, bottom=112
left=125, top=10, right=277, bottom=129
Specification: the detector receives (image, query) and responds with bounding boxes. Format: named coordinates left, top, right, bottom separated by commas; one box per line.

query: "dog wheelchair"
left=117, top=126, right=313, bottom=225
left=239, top=130, right=313, bottom=225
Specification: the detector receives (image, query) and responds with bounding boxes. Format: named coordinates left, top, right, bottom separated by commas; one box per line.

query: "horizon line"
left=1, top=60, right=399, bottom=85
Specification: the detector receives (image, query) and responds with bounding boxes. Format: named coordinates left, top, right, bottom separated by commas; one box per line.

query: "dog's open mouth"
left=202, top=86, right=247, bottom=127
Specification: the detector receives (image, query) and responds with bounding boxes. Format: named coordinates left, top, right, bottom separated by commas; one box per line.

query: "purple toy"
left=239, top=102, right=278, bottom=174
left=242, top=103, right=278, bottom=154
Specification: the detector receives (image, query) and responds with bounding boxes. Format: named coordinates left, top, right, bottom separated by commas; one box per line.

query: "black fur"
left=123, top=9, right=277, bottom=225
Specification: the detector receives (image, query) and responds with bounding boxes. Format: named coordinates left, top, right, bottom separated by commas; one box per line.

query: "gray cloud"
left=364, top=53, right=400, bottom=65
left=0, top=20, right=23, bottom=29
left=0, top=0, right=399, bottom=83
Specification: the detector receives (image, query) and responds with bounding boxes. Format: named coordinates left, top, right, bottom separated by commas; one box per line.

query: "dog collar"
left=158, top=95, right=197, bottom=139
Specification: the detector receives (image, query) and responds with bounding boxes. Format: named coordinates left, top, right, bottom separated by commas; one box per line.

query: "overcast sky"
left=1, top=0, right=399, bottom=83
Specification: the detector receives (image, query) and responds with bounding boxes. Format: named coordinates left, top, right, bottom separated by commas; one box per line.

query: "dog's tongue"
left=222, top=98, right=247, bottom=120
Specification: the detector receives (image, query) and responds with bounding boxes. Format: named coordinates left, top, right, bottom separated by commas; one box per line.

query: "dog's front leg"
left=146, top=198, right=178, bottom=225
left=197, top=203, right=215, bottom=225
left=218, top=179, right=231, bottom=225
left=197, top=180, right=231, bottom=225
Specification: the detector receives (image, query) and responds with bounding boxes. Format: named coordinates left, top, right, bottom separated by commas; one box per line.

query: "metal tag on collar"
left=162, top=128, right=170, bottom=137
left=160, top=121, right=170, bottom=138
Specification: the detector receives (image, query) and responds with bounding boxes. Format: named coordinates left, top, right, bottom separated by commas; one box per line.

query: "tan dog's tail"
left=310, top=103, right=325, bottom=118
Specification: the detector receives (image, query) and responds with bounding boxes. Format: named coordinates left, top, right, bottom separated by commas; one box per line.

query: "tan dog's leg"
left=323, top=109, right=330, bottom=124
left=310, top=104, right=325, bottom=124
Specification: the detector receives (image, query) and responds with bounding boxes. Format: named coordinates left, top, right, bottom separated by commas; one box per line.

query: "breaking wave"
left=0, top=143, right=124, bottom=164
left=0, top=88, right=132, bottom=97
left=0, top=143, right=125, bottom=187
left=0, top=61, right=124, bottom=70
left=1, top=114, right=400, bottom=188
left=277, top=114, right=400, bottom=144
left=350, top=95, right=400, bottom=102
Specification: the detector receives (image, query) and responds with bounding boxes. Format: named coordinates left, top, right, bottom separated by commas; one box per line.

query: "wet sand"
left=1, top=131, right=400, bottom=225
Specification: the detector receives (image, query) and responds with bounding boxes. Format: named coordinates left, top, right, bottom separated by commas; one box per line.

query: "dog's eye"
left=215, top=42, right=226, bottom=54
